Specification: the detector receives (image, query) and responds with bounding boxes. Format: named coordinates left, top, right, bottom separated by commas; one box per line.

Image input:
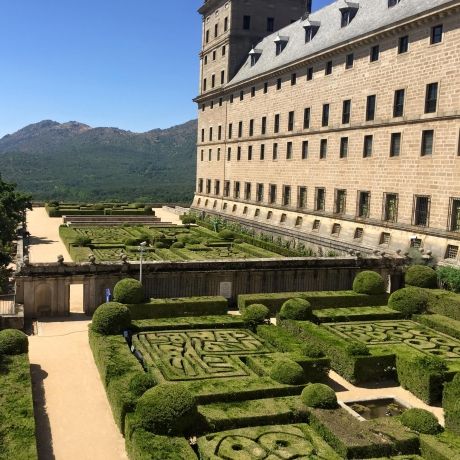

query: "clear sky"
left=0, top=0, right=331, bottom=137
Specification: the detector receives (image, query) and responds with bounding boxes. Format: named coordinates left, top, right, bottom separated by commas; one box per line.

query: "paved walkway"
left=28, top=317, right=128, bottom=460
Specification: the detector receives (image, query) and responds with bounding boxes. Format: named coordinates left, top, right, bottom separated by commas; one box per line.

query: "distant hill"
left=0, top=119, right=197, bottom=204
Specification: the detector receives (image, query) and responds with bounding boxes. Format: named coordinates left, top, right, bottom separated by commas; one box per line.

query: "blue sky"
left=0, top=0, right=331, bottom=137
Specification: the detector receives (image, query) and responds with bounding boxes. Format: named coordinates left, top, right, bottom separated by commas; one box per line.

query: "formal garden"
left=45, top=201, right=154, bottom=217
left=88, top=265, right=460, bottom=459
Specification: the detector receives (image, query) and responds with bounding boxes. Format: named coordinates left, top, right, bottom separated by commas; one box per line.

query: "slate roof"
left=230, top=0, right=454, bottom=85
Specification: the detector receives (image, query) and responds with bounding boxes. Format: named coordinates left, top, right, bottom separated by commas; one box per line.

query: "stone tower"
left=198, top=0, right=308, bottom=95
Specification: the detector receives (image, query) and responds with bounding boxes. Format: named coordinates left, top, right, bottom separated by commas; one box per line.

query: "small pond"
left=346, top=398, right=408, bottom=420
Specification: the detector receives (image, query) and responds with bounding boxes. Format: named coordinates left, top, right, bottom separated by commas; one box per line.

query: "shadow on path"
left=30, top=364, right=55, bottom=460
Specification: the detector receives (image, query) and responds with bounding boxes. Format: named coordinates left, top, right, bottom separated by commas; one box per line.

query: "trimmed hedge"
left=132, top=315, right=245, bottom=332
left=400, top=408, right=440, bottom=434
left=238, top=290, right=389, bottom=315
left=406, top=265, right=438, bottom=288
left=420, top=432, right=460, bottom=460
left=301, top=383, right=337, bottom=409
left=314, top=306, right=402, bottom=323
left=279, top=298, right=313, bottom=321
left=425, top=289, right=460, bottom=321
left=414, top=314, right=460, bottom=340
left=443, top=373, right=460, bottom=434
left=0, top=329, right=28, bottom=355
left=241, top=304, right=270, bottom=326
left=269, top=358, right=305, bottom=385
left=127, top=296, right=228, bottom=320
left=388, top=287, right=430, bottom=317
left=353, top=271, right=386, bottom=295
left=91, top=302, right=131, bottom=335
left=114, top=278, right=144, bottom=304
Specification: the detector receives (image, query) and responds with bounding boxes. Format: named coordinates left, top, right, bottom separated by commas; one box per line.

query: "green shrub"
left=437, top=266, right=460, bottom=293
left=93, top=204, right=105, bottom=211
left=91, top=302, right=131, bottom=335
left=178, top=234, right=200, bottom=245
left=301, top=383, right=337, bottom=409
left=443, top=373, right=460, bottom=434
left=400, top=408, right=441, bottom=434
left=74, top=235, right=91, bottom=247
left=0, top=329, right=28, bottom=355
left=388, top=287, right=430, bottom=317
left=47, top=206, right=58, bottom=217
left=425, top=289, right=460, bottom=320
left=135, top=384, right=197, bottom=435
left=269, top=359, right=305, bottom=385
left=154, top=241, right=167, bottom=249
left=279, top=298, right=313, bottom=321
left=352, top=271, right=386, bottom=295
left=345, top=341, right=370, bottom=356
left=129, top=372, right=156, bottom=398
left=181, top=215, right=196, bottom=225
left=241, top=304, right=270, bottom=326
left=124, top=237, right=143, bottom=247
left=132, top=203, right=145, bottom=209
left=171, top=242, right=185, bottom=248
left=114, top=278, right=144, bottom=304
left=218, top=229, right=235, bottom=241
left=405, top=265, right=438, bottom=288
left=300, top=343, right=325, bottom=358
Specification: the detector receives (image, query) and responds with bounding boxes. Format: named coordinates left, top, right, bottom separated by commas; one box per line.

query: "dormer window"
left=274, top=35, right=289, bottom=55
left=303, top=19, right=320, bottom=43
left=388, top=0, right=401, bottom=7
left=338, top=1, right=359, bottom=27
left=249, top=47, right=262, bottom=66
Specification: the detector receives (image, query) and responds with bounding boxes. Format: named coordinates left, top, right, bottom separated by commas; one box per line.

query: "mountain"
left=0, top=119, right=197, bottom=204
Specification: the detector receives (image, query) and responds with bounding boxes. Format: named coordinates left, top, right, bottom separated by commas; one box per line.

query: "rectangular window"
left=421, top=130, right=434, bottom=156
left=234, top=181, right=241, bottom=199
left=322, top=104, right=330, bottom=127
left=272, top=143, right=278, bottom=160
left=237, top=146, right=241, bottom=161
left=370, top=44, right=380, bottom=62
left=251, top=86, right=255, bottom=97
left=288, top=111, right=294, bottom=131
left=383, top=193, right=398, bottom=222
left=390, top=133, right=401, bottom=157
left=219, top=97, right=223, bottom=106
left=307, top=67, right=313, bottom=81
left=238, top=121, right=243, bottom=137
left=244, top=182, right=251, bottom=200
left=345, top=53, right=354, bottom=69
left=450, top=198, right=460, bottom=232
left=380, top=232, right=391, bottom=245
left=363, top=135, right=373, bottom=157
left=209, top=127, right=213, bottom=141
left=282, top=185, right=291, bottom=206
left=206, top=179, right=211, bottom=194
left=219, top=70, right=224, bottom=84
left=342, top=99, right=351, bottom=124
left=286, top=142, right=293, bottom=159
left=267, top=17, right=274, bottom=32
left=227, top=147, right=231, bottom=161
left=393, top=89, right=405, bottom=117
left=340, top=137, right=348, bottom=158
left=335, top=189, right=347, bottom=214
left=243, top=15, right=251, bottom=30
left=211, top=74, right=215, bottom=88
left=249, top=119, right=254, bottom=136
left=206, top=30, right=209, bottom=43
left=198, top=178, right=203, bottom=193
left=214, top=24, right=218, bottom=37
left=248, top=145, right=253, bottom=161
left=354, top=228, right=364, bottom=240
left=425, top=82, right=438, bottom=113
left=260, top=144, right=265, bottom=160
left=210, top=100, right=214, bottom=109
left=358, top=191, right=370, bottom=218
left=256, top=183, right=264, bottom=202
left=298, top=187, right=307, bottom=208
left=228, top=123, right=233, bottom=139
left=222, top=46, right=226, bottom=56
left=224, top=17, right=228, bottom=32
left=201, top=128, right=205, bottom=142
left=274, top=114, right=280, bottom=133
left=269, top=184, right=277, bottom=204
left=239, top=90, right=244, bottom=101
left=230, top=94, right=234, bottom=103
left=446, top=245, right=459, bottom=259
left=315, top=188, right=326, bottom=211
left=276, top=78, right=282, bottom=90
left=208, top=149, right=212, bottom=161
left=431, top=24, right=443, bottom=44
left=398, top=35, right=409, bottom=54
left=217, top=148, right=221, bottom=161
left=303, top=108, right=310, bottom=129
left=218, top=125, right=222, bottom=140
left=291, top=73, right=297, bottom=85
left=215, top=180, right=220, bottom=196
left=325, top=61, right=332, bottom=75
left=320, top=139, right=327, bottom=159
left=366, top=95, right=376, bottom=121
left=224, top=181, right=230, bottom=197
left=302, top=140, right=308, bottom=159
left=261, top=116, right=267, bottom=135
left=200, top=149, right=204, bottom=161
left=413, top=195, right=430, bottom=226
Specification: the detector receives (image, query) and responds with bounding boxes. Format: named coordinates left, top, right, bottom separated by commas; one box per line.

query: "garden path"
left=28, top=316, right=128, bottom=460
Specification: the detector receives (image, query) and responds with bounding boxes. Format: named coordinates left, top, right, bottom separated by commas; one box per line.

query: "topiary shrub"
left=135, top=383, right=197, bottom=435
left=301, top=383, right=337, bottom=409
left=346, top=341, right=370, bottom=356
left=300, top=343, right=325, bottom=358
left=241, top=304, right=270, bottom=326
left=129, top=372, right=156, bottom=397
left=388, top=286, right=430, bottom=317
left=178, top=235, right=200, bottom=245
left=405, top=265, right=438, bottom=289
left=91, top=302, right=131, bottom=335
left=352, top=271, right=386, bottom=295
left=400, top=408, right=441, bottom=434
left=74, top=235, right=91, bottom=247
left=279, top=298, right=313, bottom=321
left=171, top=242, right=185, bottom=249
left=218, top=229, right=235, bottom=241
left=113, top=278, right=144, bottom=304
left=270, top=358, right=305, bottom=385
left=0, top=329, right=28, bottom=355
left=181, top=215, right=196, bottom=225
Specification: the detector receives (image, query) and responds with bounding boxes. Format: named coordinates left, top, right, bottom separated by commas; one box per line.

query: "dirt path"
left=28, top=317, right=128, bottom=460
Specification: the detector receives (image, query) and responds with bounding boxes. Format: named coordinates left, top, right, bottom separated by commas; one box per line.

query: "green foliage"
left=301, top=383, right=337, bottom=408
left=405, top=265, right=438, bottom=288
left=91, top=302, right=131, bottom=335
left=269, top=358, right=305, bottom=385
left=415, top=314, right=460, bottom=340
left=128, top=372, right=156, bottom=398
left=301, top=343, right=325, bottom=358
left=181, top=215, right=196, bottom=225
left=241, top=304, right=270, bottom=326
left=114, top=278, right=144, bottom=304
left=218, top=229, right=235, bottom=241
left=0, top=354, right=38, bottom=460
left=124, top=237, right=143, bottom=247
left=74, top=235, right=91, bottom=247
left=314, top=305, right=402, bottom=323
left=0, top=329, right=28, bottom=355
left=345, top=341, right=370, bottom=356
left=154, top=241, right=167, bottom=249
left=353, top=271, right=386, bottom=295
left=279, top=298, right=313, bottom=321
left=388, top=287, right=430, bottom=317
left=437, top=266, right=460, bottom=293
left=420, top=432, right=460, bottom=460
left=400, top=408, right=441, bottom=434
left=170, top=241, right=184, bottom=248
left=425, top=289, right=460, bottom=320
left=443, top=372, right=460, bottom=435
left=135, top=384, right=197, bottom=435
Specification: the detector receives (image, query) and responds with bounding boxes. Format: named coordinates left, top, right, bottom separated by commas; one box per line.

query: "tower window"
left=263, top=82, right=268, bottom=93
left=342, top=99, right=351, bottom=124
left=340, top=137, right=348, bottom=158
left=393, top=89, right=405, bottom=117
left=431, top=24, right=443, bottom=44
left=322, top=104, right=329, bottom=127
left=345, top=53, right=354, bottom=69
left=398, top=35, right=409, bottom=53
left=425, top=82, right=438, bottom=113
left=243, top=15, right=251, bottom=30
left=276, top=78, right=282, bottom=90
left=274, top=114, right=280, bottom=133
left=366, top=95, right=376, bottom=121
left=249, top=119, right=254, bottom=136
left=224, top=17, right=228, bottom=31
left=307, top=67, right=313, bottom=81
left=325, top=61, right=333, bottom=75
left=260, top=144, right=265, bottom=160
left=421, top=130, right=434, bottom=156
left=291, top=73, right=297, bottom=85
left=320, top=139, right=327, bottom=159
left=370, top=45, right=380, bottom=62
left=251, top=86, right=255, bottom=97
left=302, top=141, right=309, bottom=159
left=261, top=116, right=267, bottom=135
left=390, top=133, right=401, bottom=157
left=238, top=121, right=243, bottom=137
left=237, top=146, right=241, bottom=161
left=256, top=184, right=264, bottom=202
left=221, top=70, right=225, bottom=84
left=288, top=111, right=294, bottom=131
left=363, top=135, right=373, bottom=158
left=286, top=142, right=293, bottom=159
left=304, top=107, right=311, bottom=129
left=272, top=143, right=278, bottom=160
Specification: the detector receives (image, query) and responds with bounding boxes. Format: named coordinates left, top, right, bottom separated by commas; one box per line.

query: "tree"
left=0, top=175, right=31, bottom=293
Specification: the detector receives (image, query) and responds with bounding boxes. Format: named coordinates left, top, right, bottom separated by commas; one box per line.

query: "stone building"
left=192, top=0, right=460, bottom=262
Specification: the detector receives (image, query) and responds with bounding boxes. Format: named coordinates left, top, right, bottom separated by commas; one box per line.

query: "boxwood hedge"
left=443, top=373, right=460, bottom=435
